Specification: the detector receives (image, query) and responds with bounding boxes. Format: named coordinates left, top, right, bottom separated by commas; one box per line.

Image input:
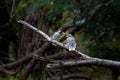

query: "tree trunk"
left=109, top=69, right=119, bottom=80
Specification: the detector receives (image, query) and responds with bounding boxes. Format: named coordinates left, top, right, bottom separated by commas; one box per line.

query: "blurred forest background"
left=0, top=0, right=120, bottom=80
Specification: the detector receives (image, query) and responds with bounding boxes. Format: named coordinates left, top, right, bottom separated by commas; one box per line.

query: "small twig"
left=10, top=0, right=15, bottom=15
left=0, top=23, right=9, bottom=29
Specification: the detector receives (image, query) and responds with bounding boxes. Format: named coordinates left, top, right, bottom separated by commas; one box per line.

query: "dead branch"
left=19, top=58, right=39, bottom=80
left=19, top=42, right=51, bottom=80
left=18, top=20, right=120, bottom=70
left=0, top=64, right=21, bottom=75
left=47, top=52, right=79, bottom=60
left=17, top=20, right=90, bottom=80
left=47, top=59, right=120, bottom=69
left=18, top=20, right=120, bottom=68
left=50, top=73, right=91, bottom=80
left=18, top=20, right=90, bottom=59
left=2, top=45, right=45, bottom=70
left=3, top=53, right=32, bottom=69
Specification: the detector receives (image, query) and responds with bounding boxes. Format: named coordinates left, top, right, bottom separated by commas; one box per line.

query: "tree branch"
left=3, top=54, right=32, bottom=69
left=47, top=59, right=120, bottom=69
left=18, top=20, right=120, bottom=69
left=18, top=20, right=89, bottom=59
left=19, top=42, right=51, bottom=80
left=50, top=73, right=91, bottom=80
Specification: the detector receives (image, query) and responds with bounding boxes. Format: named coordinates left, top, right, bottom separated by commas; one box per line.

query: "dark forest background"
left=0, top=0, right=120, bottom=80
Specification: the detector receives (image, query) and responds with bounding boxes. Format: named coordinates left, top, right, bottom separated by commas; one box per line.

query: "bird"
left=52, top=30, right=61, bottom=40
left=65, top=34, right=76, bottom=51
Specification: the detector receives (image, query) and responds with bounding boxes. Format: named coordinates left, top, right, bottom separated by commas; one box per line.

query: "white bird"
left=52, top=30, right=61, bottom=39
left=65, top=34, right=76, bottom=51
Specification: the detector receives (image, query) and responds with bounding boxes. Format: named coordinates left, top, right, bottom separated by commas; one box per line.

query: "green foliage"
left=82, top=1, right=120, bottom=60
left=9, top=42, right=16, bottom=61
left=15, top=0, right=27, bottom=20
left=27, top=74, right=34, bottom=80
left=40, top=69, right=47, bottom=80
left=9, top=76, right=17, bottom=80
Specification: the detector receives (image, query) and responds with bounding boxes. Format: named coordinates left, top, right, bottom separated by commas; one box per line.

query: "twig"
left=10, top=0, right=15, bottom=15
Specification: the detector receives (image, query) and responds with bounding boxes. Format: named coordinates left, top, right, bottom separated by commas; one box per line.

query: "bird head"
left=58, top=30, right=61, bottom=33
left=66, top=34, right=72, bottom=38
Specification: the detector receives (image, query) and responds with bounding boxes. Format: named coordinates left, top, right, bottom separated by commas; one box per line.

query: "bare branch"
left=47, top=52, right=79, bottom=60
left=18, top=20, right=89, bottom=59
left=3, top=54, right=32, bottom=69
left=2, top=45, right=46, bottom=70
left=18, top=20, right=52, bottom=41
left=18, top=20, right=120, bottom=70
left=47, top=58, right=120, bottom=69
left=19, top=42, right=51, bottom=80
left=50, top=73, right=91, bottom=80
left=0, top=65, right=21, bottom=75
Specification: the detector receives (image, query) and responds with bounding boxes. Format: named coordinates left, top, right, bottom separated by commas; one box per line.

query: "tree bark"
left=110, top=68, right=119, bottom=80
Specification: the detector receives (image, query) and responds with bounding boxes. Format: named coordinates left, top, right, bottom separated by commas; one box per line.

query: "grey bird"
left=52, top=30, right=61, bottom=39
left=65, top=34, right=76, bottom=51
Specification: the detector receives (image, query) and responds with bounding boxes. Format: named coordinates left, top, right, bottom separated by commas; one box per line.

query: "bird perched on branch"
left=52, top=30, right=61, bottom=40
left=65, top=34, right=76, bottom=51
